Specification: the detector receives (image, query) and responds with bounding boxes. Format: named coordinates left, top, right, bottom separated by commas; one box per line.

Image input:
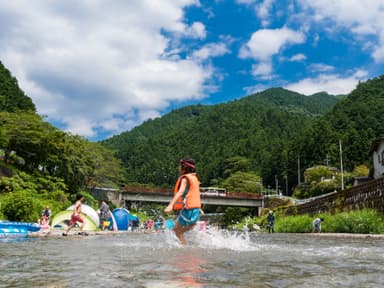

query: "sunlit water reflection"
left=1, top=227, right=384, bottom=287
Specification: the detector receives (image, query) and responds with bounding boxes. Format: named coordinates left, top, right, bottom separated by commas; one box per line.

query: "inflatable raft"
left=0, top=221, right=41, bottom=238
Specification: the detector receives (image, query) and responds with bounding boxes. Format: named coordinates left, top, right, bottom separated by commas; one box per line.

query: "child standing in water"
left=165, top=158, right=202, bottom=245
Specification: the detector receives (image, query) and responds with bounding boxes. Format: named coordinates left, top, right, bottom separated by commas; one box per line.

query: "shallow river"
left=1, top=228, right=384, bottom=288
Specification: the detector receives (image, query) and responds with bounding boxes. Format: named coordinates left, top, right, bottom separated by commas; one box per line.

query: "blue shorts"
left=177, top=208, right=201, bottom=227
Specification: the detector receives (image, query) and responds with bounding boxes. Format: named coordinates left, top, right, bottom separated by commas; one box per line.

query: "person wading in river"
left=164, top=158, right=203, bottom=245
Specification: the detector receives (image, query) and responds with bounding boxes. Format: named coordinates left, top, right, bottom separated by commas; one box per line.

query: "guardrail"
left=285, top=177, right=384, bottom=215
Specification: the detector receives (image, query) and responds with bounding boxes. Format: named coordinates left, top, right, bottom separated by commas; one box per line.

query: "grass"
left=244, top=209, right=384, bottom=234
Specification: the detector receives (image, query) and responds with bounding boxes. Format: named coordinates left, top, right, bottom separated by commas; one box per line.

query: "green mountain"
left=291, top=75, right=384, bottom=174
left=101, top=88, right=340, bottom=190
left=0, top=61, right=36, bottom=112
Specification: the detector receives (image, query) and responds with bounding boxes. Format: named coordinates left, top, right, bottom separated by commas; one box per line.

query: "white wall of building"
left=373, top=140, right=384, bottom=179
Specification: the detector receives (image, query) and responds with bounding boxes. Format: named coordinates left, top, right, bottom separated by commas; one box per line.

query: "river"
left=1, top=227, right=384, bottom=287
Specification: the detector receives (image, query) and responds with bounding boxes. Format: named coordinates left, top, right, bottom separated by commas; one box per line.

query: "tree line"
left=0, top=61, right=124, bottom=221
left=1, top=57, right=384, bottom=220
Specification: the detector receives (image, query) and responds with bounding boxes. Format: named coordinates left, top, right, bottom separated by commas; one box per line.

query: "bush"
left=2, top=189, right=43, bottom=222
left=325, top=209, right=384, bottom=234
left=0, top=171, right=71, bottom=222
left=266, top=209, right=384, bottom=234
left=275, top=214, right=313, bottom=233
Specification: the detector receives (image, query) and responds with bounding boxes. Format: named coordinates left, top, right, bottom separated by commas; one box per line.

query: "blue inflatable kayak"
left=0, top=221, right=41, bottom=238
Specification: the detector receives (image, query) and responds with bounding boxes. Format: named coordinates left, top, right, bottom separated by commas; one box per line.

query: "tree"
left=222, top=171, right=262, bottom=193
left=0, top=61, right=35, bottom=112
left=0, top=112, right=50, bottom=169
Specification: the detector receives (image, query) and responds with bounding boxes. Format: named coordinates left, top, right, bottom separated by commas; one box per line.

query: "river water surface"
left=1, top=228, right=384, bottom=288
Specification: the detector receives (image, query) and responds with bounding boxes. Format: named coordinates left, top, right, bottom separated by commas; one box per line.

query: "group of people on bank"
left=37, top=157, right=326, bottom=241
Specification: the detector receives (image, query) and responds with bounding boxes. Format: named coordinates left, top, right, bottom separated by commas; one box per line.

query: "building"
left=371, top=137, right=384, bottom=179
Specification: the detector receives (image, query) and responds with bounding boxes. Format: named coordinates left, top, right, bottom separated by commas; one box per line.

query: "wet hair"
left=76, top=193, right=84, bottom=201
left=180, top=157, right=196, bottom=173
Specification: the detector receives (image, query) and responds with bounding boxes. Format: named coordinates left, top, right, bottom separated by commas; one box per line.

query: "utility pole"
left=339, top=140, right=344, bottom=190
left=325, top=154, right=330, bottom=166
left=275, top=175, right=278, bottom=194
left=297, top=155, right=301, bottom=185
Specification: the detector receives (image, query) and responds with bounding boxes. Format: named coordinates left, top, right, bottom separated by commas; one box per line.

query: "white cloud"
left=308, top=63, right=334, bottom=72
left=239, top=27, right=305, bottom=60
left=298, top=0, right=384, bottom=62
left=191, top=42, right=230, bottom=61
left=184, top=22, right=207, bottom=39
left=251, top=62, right=273, bottom=79
left=0, top=0, right=211, bottom=139
left=243, top=83, right=270, bottom=95
left=288, top=53, right=306, bottom=62
left=284, top=70, right=368, bottom=95
left=255, top=0, right=274, bottom=27
left=239, top=27, right=305, bottom=78
left=235, top=0, right=256, bottom=4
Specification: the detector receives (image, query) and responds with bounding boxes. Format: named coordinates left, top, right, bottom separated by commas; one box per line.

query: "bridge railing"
left=121, top=185, right=264, bottom=200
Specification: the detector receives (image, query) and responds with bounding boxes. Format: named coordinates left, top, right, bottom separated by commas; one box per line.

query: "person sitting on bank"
left=41, top=206, right=52, bottom=225
left=312, top=217, right=324, bottom=233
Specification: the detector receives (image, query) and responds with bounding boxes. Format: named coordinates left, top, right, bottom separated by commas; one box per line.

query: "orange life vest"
left=172, top=173, right=201, bottom=211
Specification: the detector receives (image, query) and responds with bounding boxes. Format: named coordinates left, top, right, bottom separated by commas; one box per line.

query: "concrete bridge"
left=90, top=186, right=265, bottom=216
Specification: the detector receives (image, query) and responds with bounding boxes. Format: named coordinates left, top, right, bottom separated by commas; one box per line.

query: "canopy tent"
left=112, top=208, right=140, bottom=231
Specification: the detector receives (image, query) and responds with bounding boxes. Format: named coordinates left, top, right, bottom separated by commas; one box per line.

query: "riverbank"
left=29, top=228, right=148, bottom=239
left=305, top=232, right=384, bottom=239
left=29, top=228, right=384, bottom=239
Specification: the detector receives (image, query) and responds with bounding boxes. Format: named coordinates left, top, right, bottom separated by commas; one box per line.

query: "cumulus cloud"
left=191, top=42, right=230, bottom=61
left=184, top=22, right=207, bottom=39
left=239, top=27, right=305, bottom=78
left=284, top=70, right=368, bottom=95
left=251, top=62, right=273, bottom=79
left=255, top=0, right=275, bottom=27
left=298, top=0, right=384, bottom=62
left=0, top=0, right=212, bottom=139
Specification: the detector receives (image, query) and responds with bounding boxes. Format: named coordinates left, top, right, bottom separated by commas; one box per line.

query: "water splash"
left=162, top=228, right=184, bottom=248
left=188, top=225, right=260, bottom=251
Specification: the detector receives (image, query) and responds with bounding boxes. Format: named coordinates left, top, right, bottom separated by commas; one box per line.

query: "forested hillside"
left=101, top=88, right=340, bottom=191
left=0, top=61, right=123, bottom=221
left=0, top=61, right=35, bottom=112
left=290, top=75, right=384, bottom=175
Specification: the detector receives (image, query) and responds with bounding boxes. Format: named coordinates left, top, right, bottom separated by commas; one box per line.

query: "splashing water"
left=2, top=229, right=384, bottom=287
left=191, top=225, right=259, bottom=251
left=160, top=222, right=260, bottom=251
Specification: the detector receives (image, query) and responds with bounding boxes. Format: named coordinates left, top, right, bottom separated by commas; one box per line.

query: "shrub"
left=275, top=214, right=313, bottom=233
left=325, top=209, right=384, bottom=234
left=2, top=189, right=43, bottom=222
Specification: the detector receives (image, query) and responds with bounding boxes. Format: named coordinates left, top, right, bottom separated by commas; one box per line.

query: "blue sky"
left=0, top=1, right=383, bottom=141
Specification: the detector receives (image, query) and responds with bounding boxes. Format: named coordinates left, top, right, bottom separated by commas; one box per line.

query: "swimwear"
left=177, top=208, right=201, bottom=227
left=70, top=214, right=84, bottom=225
